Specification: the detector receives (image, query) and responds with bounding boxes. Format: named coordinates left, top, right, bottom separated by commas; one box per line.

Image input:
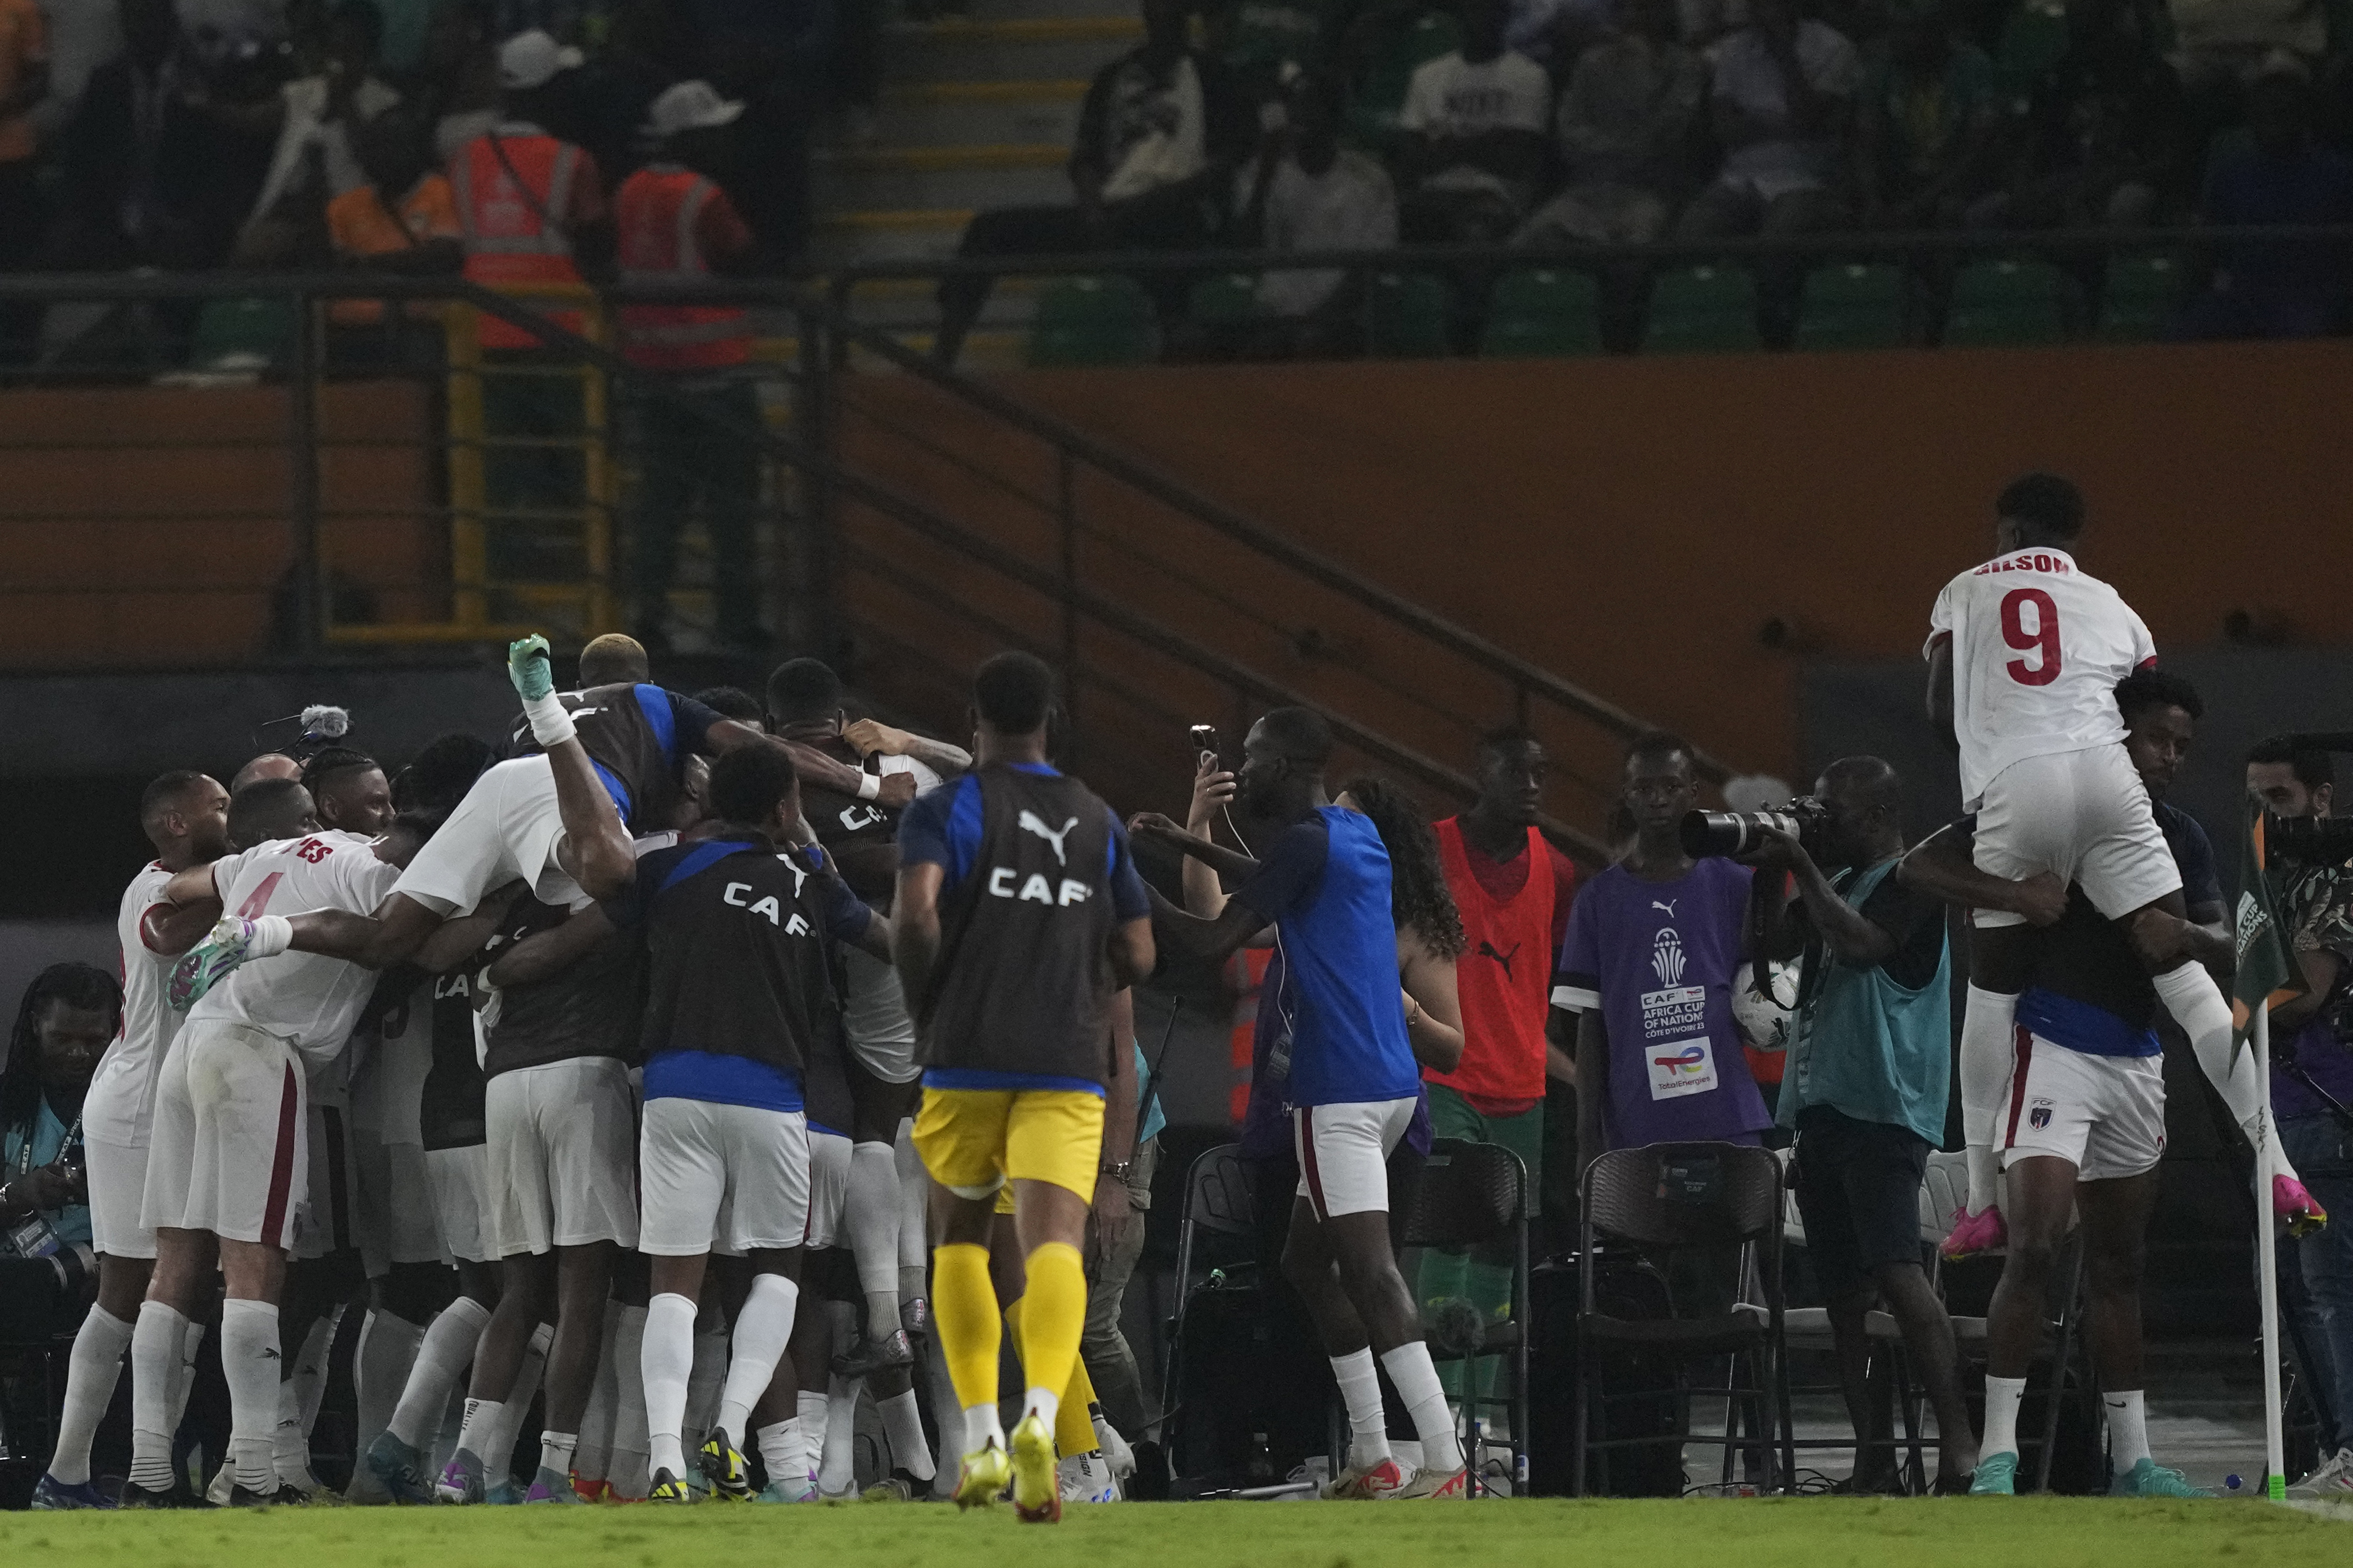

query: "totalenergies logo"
left=1652, top=1045, right=1709, bottom=1077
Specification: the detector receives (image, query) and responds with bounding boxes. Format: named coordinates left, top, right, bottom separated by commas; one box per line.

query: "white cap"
left=644, top=79, right=746, bottom=137
left=498, top=29, right=583, bottom=91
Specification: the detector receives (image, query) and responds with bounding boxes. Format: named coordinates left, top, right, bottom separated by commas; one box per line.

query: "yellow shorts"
left=913, top=1087, right=1104, bottom=1205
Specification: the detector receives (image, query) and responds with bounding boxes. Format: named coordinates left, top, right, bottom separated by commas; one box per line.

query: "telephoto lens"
left=1681, top=809, right=1801, bottom=858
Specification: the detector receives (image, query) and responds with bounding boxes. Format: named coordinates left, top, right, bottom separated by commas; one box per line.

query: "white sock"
left=686, top=1324, right=729, bottom=1449
left=49, top=1305, right=134, bottom=1486
left=718, top=1273, right=800, bottom=1449
left=477, top=1322, right=552, bottom=1480
left=2156, top=963, right=2301, bottom=1182
left=354, top=1308, right=427, bottom=1460
left=640, top=1291, right=697, bottom=1482
left=820, top=1373, right=860, bottom=1494
left=895, top=1120, right=928, bottom=1272
left=758, top=1417, right=809, bottom=1496
left=1959, top=984, right=2021, bottom=1212
left=962, top=1400, right=1002, bottom=1454
left=456, top=1398, right=504, bottom=1466
left=429, top=1381, right=466, bottom=1477
left=1024, top=1384, right=1060, bottom=1439
left=925, top=1326, right=961, bottom=1486
left=1983, top=1373, right=2027, bottom=1457
left=609, top=1303, right=651, bottom=1498
left=389, top=1295, right=489, bottom=1447
left=879, top=1388, right=935, bottom=1480
left=1329, top=1348, right=1392, bottom=1468
left=538, top=1429, right=579, bottom=1481
left=575, top=1305, right=620, bottom=1483
left=274, top=1370, right=312, bottom=1488
left=296, top=1305, right=341, bottom=1434
left=1380, top=1342, right=1463, bottom=1475
left=799, top=1387, right=831, bottom=1463
left=2104, top=1389, right=2150, bottom=1470
left=275, top=1308, right=339, bottom=1487
left=220, top=1299, right=282, bottom=1494
left=849, top=1142, right=903, bottom=1334
left=172, top=1318, right=207, bottom=1429
left=129, top=1303, right=189, bottom=1492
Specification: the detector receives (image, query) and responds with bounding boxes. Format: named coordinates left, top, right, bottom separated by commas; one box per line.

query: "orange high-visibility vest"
left=451, top=130, right=589, bottom=350
left=614, top=165, right=750, bottom=372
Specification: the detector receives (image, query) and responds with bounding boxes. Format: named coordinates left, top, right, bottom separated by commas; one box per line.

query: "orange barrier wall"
left=842, top=340, right=2353, bottom=796
left=0, top=380, right=440, bottom=666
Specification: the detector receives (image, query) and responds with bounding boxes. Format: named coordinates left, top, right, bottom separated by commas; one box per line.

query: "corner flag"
left=2233, top=794, right=2300, bottom=1501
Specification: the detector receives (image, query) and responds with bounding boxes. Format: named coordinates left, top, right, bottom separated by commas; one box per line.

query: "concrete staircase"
left=811, top=0, right=1147, bottom=366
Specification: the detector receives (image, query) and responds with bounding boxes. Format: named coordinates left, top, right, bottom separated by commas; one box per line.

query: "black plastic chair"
left=1573, top=1141, right=1794, bottom=1496
left=1399, top=1138, right=1531, bottom=1494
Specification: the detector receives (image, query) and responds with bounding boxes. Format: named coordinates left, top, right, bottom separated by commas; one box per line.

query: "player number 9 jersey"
left=1925, top=546, right=2156, bottom=808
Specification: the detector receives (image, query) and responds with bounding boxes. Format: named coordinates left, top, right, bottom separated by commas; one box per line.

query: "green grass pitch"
left=5, top=1497, right=2350, bottom=1568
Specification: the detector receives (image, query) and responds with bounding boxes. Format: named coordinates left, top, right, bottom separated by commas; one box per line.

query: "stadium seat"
left=2098, top=252, right=2186, bottom=341
left=1403, top=1139, right=1533, bottom=1493
left=1942, top=258, right=2074, bottom=346
left=1024, top=275, right=1159, bottom=367
left=1794, top=263, right=1906, bottom=350
left=1644, top=265, right=1761, bottom=354
left=1479, top=268, right=1601, bottom=357
left=187, top=297, right=295, bottom=372
left=1363, top=271, right=1455, bottom=358
left=1187, top=272, right=1265, bottom=327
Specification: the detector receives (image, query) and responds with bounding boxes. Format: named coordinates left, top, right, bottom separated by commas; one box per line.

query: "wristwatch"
left=1099, top=1159, right=1133, bottom=1180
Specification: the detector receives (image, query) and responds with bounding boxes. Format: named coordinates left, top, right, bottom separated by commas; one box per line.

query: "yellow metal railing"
left=324, top=281, right=620, bottom=647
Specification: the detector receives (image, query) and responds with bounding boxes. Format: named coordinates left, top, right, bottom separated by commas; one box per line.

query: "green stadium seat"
left=1345, top=9, right=1463, bottom=150
left=1942, top=258, right=2074, bottom=345
left=1478, top=268, right=1601, bottom=357
left=188, top=297, right=294, bottom=371
left=2098, top=252, right=2185, bottom=341
left=1644, top=265, right=1761, bottom=353
left=1187, top=272, right=1265, bottom=327
left=1795, top=263, right=1906, bottom=350
left=1024, top=275, right=1158, bottom=367
left=1362, top=271, right=1454, bottom=357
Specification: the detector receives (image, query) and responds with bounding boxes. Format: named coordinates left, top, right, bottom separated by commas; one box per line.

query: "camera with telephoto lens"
left=4, top=1210, right=95, bottom=1295
left=1681, top=796, right=1831, bottom=860
left=2267, top=813, right=2353, bottom=870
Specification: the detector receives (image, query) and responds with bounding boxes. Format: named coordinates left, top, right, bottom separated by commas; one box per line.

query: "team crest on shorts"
left=2029, top=1100, right=2054, bottom=1130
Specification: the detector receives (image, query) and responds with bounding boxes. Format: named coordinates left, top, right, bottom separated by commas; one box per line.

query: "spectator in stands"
left=0, top=965, right=121, bottom=1263
left=245, top=0, right=404, bottom=246
left=325, top=105, right=461, bottom=358
left=1208, top=69, right=1396, bottom=358
left=420, top=0, right=502, bottom=161
left=1970, top=0, right=2186, bottom=234
left=1518, top=0, right=1702, bottom=247
left=614, top=81, right=770, bottom=654
left=574, top=0, right=697, bottom=185
left=1750, top=757, right=1974, bottom=1493
left=1392, top=0, right=1552, bottom=244
left=2168, top=0, right=2328, bottom=107
left=1209, top=0, right=1341, bottom=103
left=2246, top=739, right=2353, bottom=1495
left=934, top=0, right=1249, bottom=368
left=0, top=0, right=45, bottom=358
left=695, top=0, right=829, bottom=264
left=1674, top=0, right=1860, bottom=347
left=1854, top=0, right=1999, bottom=231
left=2176, top=62, right=2353, bottom=339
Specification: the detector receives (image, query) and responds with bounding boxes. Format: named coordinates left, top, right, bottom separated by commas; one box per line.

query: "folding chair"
left=1400, top=1139, right=1531, bottom=1494
left=1573, top=1142, right=1794, bottom=1495
left=1160, top=1143, right=1265, bottom=1489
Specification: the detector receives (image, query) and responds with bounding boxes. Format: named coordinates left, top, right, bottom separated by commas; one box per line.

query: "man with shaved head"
left=1748, top=755, right=1972, bottom=1492
left=233, top=754, right=304, bottom=791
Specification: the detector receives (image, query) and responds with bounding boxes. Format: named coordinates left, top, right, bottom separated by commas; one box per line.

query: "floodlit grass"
left=4, top=1495, right=2348, bottom=1568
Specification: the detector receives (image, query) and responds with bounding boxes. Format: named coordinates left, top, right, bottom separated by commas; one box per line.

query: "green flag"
left=2231, top=794, right=2305, bottom=1059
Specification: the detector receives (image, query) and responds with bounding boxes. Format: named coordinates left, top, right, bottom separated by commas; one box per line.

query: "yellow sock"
left=1016, top=1243, right=1089, bottom=1441
left=932, top=1243, right=1000, bottom=1417
left=1059, top=1336, right=1101, bottom=1457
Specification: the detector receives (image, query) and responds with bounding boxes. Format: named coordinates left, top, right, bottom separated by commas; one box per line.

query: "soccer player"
left=1924, top=473, right=2317, bottom=1254
left=894, top=652, right=1155, bottom=1521
left=767, top=656, right=967, bottom=1377
left=172, top=636, right=914, bottom=997
left=1901, top=679, right=2233, bottom=1498
left=129, top=782, right=423, bottom=1506
left=31, top=771, right=229, bottom=1510
left=1144, top=709, right=1472, bottom=1500
left=432, top=877, right=646, bottom=1505
left=597, top=744, right=890, bottom=1503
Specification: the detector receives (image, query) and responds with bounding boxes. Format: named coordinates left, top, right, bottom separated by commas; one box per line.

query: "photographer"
left=2, top=964, right=120, bottom=1270
left=1748, top=758, right=1973, bottom=1493
left=2247, top=737, right=2353, bottom=1498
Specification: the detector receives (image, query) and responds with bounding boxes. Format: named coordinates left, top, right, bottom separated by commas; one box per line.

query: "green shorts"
left=1425, top=1080, right=1544, bottom=1218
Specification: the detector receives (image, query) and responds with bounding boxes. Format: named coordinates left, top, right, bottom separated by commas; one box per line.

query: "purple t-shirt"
left=1552, top=858, right=1770, bottom=1150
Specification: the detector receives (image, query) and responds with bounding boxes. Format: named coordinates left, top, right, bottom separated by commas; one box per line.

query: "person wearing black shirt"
left=599, top=744, right=888, bottom=1504
left=1750, top=757, right=1971, bottom=1493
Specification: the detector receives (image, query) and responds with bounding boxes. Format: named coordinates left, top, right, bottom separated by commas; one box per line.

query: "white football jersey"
left=350, top=973, right=433, bottom=1146
left=188, top=831, right=404, bottom=1065
left=1926, top=546, right=2156, bottom=808
left=84, top=862, right=184, bottom=1147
